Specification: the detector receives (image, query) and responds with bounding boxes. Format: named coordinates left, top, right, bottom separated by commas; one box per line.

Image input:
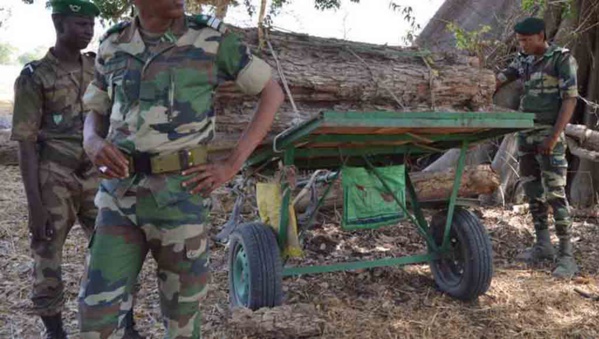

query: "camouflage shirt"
left=497, top=45, right=578, bottom=124
left=83, top=15, right=272, bottom=155
left=11, top=49, right=95, bottom=171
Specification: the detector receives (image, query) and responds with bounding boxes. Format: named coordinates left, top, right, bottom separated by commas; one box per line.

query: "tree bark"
left=563, top=0, right=599, bottom=207
left=294, top=164, right=499, bottom=211
left=210, top=28, right=497, bottom=151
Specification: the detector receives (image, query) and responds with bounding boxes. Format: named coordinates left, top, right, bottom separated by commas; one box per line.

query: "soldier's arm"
left=183, top=32, right=284, bottom=194
left=82, top=65, right=129, bottom=178
left=551, top=54, right=579, bottom=139
left=11, top=72, right=50, bottom=240
left=496, top=57, right=521, bottom=91
left=217, top=33, right=283, bottom=169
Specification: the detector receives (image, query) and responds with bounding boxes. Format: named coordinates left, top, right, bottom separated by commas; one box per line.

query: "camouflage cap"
left=50, top=0, right=100, bottom=17
left=514, top=17, right=545, bottom=35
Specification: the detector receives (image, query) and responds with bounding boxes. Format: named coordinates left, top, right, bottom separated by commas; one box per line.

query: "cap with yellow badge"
left=49, top=0, right=100, bottom=17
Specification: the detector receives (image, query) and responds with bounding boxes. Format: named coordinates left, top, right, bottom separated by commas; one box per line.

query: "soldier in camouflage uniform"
left=11, top=2, right=143, bottom=338
left=496, top=17, right=579, bottom=278
left=78, top=0, right=284, bottom=337
left=11, top=1, right=99, bottom=338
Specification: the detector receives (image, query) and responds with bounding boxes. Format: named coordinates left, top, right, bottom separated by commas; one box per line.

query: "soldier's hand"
left=181, top=159, right=240, bottom=197
left=29, top=207, right=52, bottom=241
left=538, top=136, right=558, bottom=155
left=85, top=136, right=129, bottom=179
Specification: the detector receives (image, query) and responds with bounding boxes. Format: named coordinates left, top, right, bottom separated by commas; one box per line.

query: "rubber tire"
left=228, top=222, right=283, bottom=310
left=429, top=207, right=493, bottom=301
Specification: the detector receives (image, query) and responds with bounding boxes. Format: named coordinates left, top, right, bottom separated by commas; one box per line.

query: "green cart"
left=221, top=111, right=534, bottom=309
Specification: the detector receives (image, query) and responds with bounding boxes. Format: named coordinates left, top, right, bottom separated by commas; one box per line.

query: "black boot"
left=124, top=309, right=145, bottom=339
left=41, top=314, right=67, bottom=339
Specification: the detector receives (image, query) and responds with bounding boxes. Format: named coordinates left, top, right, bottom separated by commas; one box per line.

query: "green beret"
left=50, top=0, right=100, bottom=17
left=514, top=17, right=545, bottom=35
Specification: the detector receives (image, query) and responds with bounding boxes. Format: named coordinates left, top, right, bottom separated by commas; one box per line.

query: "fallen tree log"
left=0, top=29, right=497, bottom=165
left=565, top=124, right=599, bottom=161
left=293, top=164, right=500, bottom=211
left=212, top=28, right=496, bottom=151
left=211, top=164, right=500, bottom=215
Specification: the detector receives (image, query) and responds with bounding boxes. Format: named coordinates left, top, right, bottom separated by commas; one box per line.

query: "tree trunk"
left=559, top=0, right=599, bottom=207
left=480, top=133, right=520, bottom=205
left=0, top=28, right=498, bottom=164
left=294, top=164, right=499, bottom=211
left=211, top=28, right=497, bottom=151
left=422, top=143, right=495, bottom=173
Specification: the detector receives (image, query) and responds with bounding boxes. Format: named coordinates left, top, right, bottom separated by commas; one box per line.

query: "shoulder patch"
left=188, top=14, right=227, bottom=33
left=100, top=21, right=132, bottom=43
left=20, top=60, right=41, bottom=76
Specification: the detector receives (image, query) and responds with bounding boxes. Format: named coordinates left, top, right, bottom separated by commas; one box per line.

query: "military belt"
left=128, top=146, right=208, bottom=175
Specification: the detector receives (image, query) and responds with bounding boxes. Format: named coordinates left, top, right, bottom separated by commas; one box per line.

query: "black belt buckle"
left=131, top=152, right=152, bottom=174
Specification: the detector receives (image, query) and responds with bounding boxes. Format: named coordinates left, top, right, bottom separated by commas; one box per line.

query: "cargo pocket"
left=184, top=233, right=208, bottom=260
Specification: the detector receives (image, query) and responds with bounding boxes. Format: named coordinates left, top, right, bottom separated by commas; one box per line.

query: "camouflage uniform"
left=498, top=45, right=578, bottom=241
left=78, top=15, right=271, bottom=338
left=11, top=49, right=99, bottom=316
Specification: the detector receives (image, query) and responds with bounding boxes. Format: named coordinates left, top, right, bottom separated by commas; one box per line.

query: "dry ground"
left=0, top=165, right=597, bottom=338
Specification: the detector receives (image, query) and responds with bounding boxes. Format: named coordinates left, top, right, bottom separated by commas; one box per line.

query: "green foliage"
left=446, top=22, right=493, bottom=65
left=17, top=46, right=46, bottom=65
left=521, top=0, right=575, bottom=18
left=0, top=42, right=16, bottom=65
left=521, top=0, right=547, bottom=13
left=390, top=3, right=419, bottom=45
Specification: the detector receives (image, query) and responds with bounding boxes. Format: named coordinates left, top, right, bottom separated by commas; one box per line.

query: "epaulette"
left=20, top=60, right=42, bottom=77
left=188, top=14, right=227, bottom=33
left=100, top=21, right=132, bottom=43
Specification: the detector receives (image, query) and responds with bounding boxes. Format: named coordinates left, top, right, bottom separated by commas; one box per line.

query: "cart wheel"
left=429, top=207, right=493, bottom=301
left=228, top=222, right=283, bottom=310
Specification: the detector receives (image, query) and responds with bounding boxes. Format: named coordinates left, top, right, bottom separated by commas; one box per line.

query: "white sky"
left=0, top=0, right=444, bottom=55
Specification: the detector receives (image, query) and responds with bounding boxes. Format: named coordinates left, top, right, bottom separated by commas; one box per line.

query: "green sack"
left=342, top=165, right=406, bottom=231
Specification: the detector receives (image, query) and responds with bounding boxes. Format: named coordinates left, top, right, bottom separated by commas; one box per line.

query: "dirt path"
left=0, top=165, right=597, bottom=338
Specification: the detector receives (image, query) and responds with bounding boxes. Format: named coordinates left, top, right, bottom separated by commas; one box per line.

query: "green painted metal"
left=232, top=246, right=250, bottom=305
left=283, top=253, right=434, bottom=276
left=320, top=111, right=535, bottom=129
left=246, top=111, right=535, bottom=168
left=361, top=156, right=438, bottom=251
left=278, top=148, right=295, bottom=249
left=405, top=172, right=430, bottom=236
left=441, top=141, right=469, bottom=250
left=308, top=133, right=468, bottom=144
left=238, top=111, right=536, bottom=278
left=294, top=146, right=428, bottom=158
left=298, top=171, right=341, bottom=237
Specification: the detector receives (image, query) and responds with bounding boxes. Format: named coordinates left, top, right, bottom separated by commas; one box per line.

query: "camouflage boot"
left=41, top=314, right=67, bottom=339
left=552, top=238, right=579, bottom=279
left=517, top=229, right=556, bottom=263
left=124, top=309, right=145, bottom=339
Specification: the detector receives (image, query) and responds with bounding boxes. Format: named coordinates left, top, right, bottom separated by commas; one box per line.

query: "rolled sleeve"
left=83, top=53, right=111, bottom=116
left=83, top=82, right=111, bottom=116
left=497, top=58, right=521, bottom=85
left=10, top=74, right=43, bottom=142
left=558, top=54, right=578, bottom=99
left=236, top=56, right=272, bottom=95
left=216, top=32, right=272, bottom=95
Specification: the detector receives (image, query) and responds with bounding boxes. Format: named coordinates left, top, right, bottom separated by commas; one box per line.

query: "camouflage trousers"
left=31, top=162, right=99, bottom=316
left=78, top=175, right=211, bottom=339
left=518, top=129, right=572, bottom=237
